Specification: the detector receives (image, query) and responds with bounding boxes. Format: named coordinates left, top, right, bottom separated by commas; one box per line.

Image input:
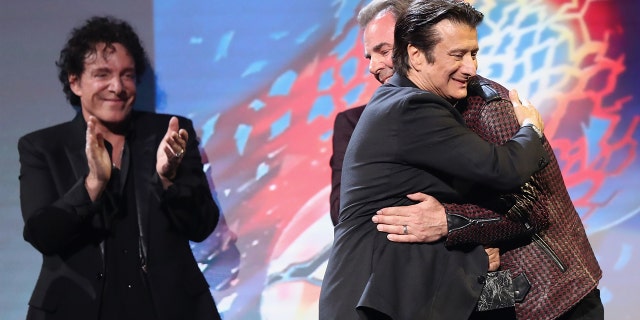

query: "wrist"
left=158, top=172, right=175, bottom=190
left=521, top=119, right=543, bottom=138
left=85, top=176, right=105, bottom=201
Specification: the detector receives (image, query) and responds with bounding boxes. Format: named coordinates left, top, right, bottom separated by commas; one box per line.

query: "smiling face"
left=69, top=42, right=137, bottom=128
left=363, top=10, right=397, bottom=84
left=407, top=19, right=479, bottom=102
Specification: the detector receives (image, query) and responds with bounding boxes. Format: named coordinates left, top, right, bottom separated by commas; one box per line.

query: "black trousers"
left=469, top=288, right=604, bottom=320
left=557, top=288, right=604, bottom=320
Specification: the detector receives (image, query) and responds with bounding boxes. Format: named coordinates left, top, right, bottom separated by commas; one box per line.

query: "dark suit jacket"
left=329, top=105, right=365, bottom=225
left=319, top=74, right=549, bottom=320
left=18, top=111, right=221, bottom=320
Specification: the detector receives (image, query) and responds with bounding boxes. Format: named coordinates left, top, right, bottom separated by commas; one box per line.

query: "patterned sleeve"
left=444, top=178, right=550, bottom=247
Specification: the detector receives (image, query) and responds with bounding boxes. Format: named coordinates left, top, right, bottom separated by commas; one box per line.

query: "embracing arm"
left=399, top=92, right=548, bottom=191
left=443, top=179, right=550, bottom=247
left=373, top=186, right=549, bottom=246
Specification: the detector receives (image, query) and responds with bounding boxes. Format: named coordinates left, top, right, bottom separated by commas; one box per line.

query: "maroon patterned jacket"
left=449, top=75, right=602, bottom=319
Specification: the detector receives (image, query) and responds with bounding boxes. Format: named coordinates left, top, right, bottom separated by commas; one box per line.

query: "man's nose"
left=461, top=56, right=477, bottom=77
left=109, top=76, right=124, bottom=93
left=369, top=56, right=383, bottom=75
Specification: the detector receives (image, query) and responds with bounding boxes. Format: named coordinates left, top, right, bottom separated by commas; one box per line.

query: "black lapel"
left=130, top=114, right=159, bottom=262
left=65, top=113, right=89, bottom=180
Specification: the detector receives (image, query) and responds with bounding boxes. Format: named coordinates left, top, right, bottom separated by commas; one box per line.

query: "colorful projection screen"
left=3, top=0, right=639, bottom=319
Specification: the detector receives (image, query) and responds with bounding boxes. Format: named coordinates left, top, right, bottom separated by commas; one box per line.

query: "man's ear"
left=407, top=44, right=424, bottom=72
left=69, top=74, right=82, bottom=96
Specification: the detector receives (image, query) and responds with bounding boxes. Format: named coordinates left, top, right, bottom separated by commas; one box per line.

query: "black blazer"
left=319, top=74, right=549, bottom=319
left=329, top=105, right=365, bottom=225
left=18, top=111, right=220, bottom=320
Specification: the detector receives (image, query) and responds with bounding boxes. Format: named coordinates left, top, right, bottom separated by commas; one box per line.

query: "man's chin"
left=454, top=92, right=467, bottom=101
left=94, top=108, right=133, bottom=123
left=376, top=71, right=394, bottom=84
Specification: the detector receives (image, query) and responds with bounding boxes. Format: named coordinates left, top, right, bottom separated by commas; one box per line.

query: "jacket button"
left=96, top=272, right=104, bottom=280
left=477, top=275, right=486, bottom=284
left=538, top=158, right=546, bottom=168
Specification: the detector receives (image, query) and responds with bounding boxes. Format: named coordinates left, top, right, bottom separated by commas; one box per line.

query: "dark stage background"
left=1, top=0, right=638, bottom=319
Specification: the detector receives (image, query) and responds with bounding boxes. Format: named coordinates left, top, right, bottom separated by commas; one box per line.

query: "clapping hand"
left=85, top=116, right=111, bottom=201
left=156, top=116, right=188, bottom=187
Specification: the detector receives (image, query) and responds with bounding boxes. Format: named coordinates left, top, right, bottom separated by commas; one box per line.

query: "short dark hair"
left=56, top=16, right=149, bottom=107
left=392, top=0, right=483, bottom=77
left=357, top=0, right=412, bottom=28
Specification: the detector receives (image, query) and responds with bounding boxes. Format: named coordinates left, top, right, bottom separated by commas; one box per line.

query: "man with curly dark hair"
left=18, top=16, right=222, bottom=320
